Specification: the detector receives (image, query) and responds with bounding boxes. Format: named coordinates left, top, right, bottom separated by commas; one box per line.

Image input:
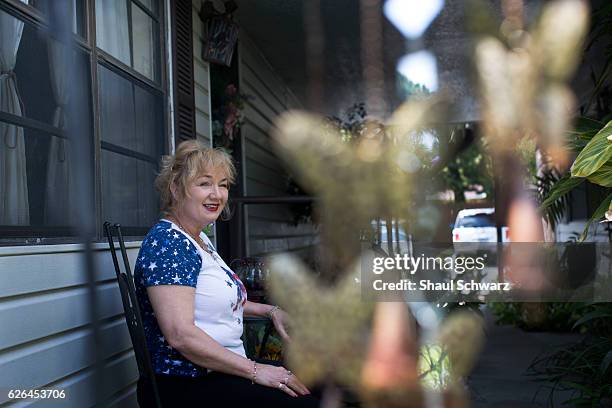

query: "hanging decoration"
left=199, top=0, right=239, bottom=67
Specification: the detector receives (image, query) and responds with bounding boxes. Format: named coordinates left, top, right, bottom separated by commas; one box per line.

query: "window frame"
left=0, top=0, right=171, bottom=245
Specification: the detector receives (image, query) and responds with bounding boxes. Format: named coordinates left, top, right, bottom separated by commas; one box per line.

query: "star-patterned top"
left=134, top=220, right=248, bottom=377
left=134, top=221, right=204, bottom=377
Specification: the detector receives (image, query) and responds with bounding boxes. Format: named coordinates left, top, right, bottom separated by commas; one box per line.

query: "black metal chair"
left=104, top=222, right=162, bottom=408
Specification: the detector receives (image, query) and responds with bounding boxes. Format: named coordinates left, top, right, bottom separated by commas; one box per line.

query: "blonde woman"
left=134, top=140, right=316, bottom=407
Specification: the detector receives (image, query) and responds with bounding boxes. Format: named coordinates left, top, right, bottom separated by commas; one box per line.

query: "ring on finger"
left=286, top=370, right=292, bottom=376
left=278, top=383, right=284, bottom=390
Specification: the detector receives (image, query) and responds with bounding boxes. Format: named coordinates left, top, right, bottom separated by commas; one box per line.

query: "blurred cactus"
left=437, top=312, right=485, bottom=383
left=267, top=254, right=373, bottom=387
left=476, top=0, right=589, bottom=166
left=264, top=2, right=590, bottom=406
left=272, top=100, right=437, bottom=278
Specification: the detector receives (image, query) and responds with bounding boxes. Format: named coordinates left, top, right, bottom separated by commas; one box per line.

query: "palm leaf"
left=580, top=192, right=612, bottom=241
left=600, top=351, right=612, bottom=375
left=537, top=171, right=574, bottom=228
left=540, top=174, right=585, bottom=211
left=569, top=117, right=605, bottom=139
left=583, top=59, right=612, bottom=114
left=566, top=117, right=605, bottom=152
left=572, top=309, right=612, bottom=329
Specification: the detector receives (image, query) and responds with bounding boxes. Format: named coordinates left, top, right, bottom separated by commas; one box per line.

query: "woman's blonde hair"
left=155, top=140, right=236, bottom=220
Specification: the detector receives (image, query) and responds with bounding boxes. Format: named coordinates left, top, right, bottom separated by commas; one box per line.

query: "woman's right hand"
left=255, top=363, right=310, bottom=397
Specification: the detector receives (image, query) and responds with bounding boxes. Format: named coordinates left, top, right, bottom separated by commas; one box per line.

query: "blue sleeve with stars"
left=137, top=223, right=202, bottom=287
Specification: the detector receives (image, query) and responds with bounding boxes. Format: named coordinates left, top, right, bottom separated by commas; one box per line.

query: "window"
left=456, top=214, right=496, bottom=228
left=33, top=0, right=87, bottom=38
left=0, top=0, right=167, bottom=244
left=98, top=64, right=163, bottom=229
left=0, top=5, right=92, bottom=238
left=96, top=0, right=161, bottom=82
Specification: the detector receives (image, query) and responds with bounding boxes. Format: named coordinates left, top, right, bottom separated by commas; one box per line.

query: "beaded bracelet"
left=266, top=305, right=280, bottom=319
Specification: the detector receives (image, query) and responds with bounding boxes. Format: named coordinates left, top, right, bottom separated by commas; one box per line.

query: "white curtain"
left=132, top=4, right=155, bottom=79
left=0, top=2, right=29, bottom=226
left=95, top=0, right=130, bottom=65
left=45, top=39, right=72, bottom=225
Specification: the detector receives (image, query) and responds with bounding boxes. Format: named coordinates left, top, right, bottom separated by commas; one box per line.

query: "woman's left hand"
left=270, top=308, right=292, bottom=343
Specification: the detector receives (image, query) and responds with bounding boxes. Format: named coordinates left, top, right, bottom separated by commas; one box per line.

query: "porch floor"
left=468, top=309, right=582, bottom=407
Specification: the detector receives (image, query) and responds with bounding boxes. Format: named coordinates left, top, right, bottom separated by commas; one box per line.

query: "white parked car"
left=452, top=208, right=509, bottom=243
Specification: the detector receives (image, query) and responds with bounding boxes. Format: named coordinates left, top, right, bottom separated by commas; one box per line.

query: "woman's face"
left=176, top=166, right=229, bottom=227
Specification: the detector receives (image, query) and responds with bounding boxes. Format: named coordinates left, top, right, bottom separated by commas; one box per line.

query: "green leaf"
left=580, top=192, right=612, bottom=241
left=540, top=175, right=585, bottom=210
left=571, top=119, right=612, bottom=177
left=560, top=380, right=593, bottom=394
left=572, top=310, right=612, bottom=329
left=586, top=161, right=612, bottom=187
left=600, top=351, right=612, bottom=374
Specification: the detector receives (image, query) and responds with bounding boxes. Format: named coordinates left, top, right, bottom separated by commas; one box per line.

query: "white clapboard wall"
left=238, top=32, right=318, bottom=257
left=192, top=0, right=212, bottom=146
left=0, top=243, right=141, bottom=408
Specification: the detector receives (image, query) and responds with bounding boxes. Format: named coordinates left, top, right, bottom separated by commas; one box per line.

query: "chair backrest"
left=104, top=222, right=162, bottom=408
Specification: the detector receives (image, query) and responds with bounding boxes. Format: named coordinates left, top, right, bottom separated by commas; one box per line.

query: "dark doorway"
left=209, top=47, right=243, bottom=261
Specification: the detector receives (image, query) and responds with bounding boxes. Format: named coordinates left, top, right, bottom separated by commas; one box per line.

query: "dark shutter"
left=171, top=0, right=196, bottom=145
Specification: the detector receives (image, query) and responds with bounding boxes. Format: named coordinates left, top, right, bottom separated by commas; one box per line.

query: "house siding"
left=192, top=0, right=213, bottom=146
left=0, top=244, right=140, bottom=407
left=237, top=33, right=318, bottom=257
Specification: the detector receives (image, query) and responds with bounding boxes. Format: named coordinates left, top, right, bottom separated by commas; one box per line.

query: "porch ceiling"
left=234, top=0, right=404, bottom=117
left=231, top=0, right=545, bottom=121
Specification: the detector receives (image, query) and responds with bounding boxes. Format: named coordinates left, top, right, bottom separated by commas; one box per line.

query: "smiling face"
left=173, top=166, right=229, bottom=230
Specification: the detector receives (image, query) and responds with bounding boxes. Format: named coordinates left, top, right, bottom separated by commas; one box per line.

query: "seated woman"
left=134, top=140, right=317, bottom=407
